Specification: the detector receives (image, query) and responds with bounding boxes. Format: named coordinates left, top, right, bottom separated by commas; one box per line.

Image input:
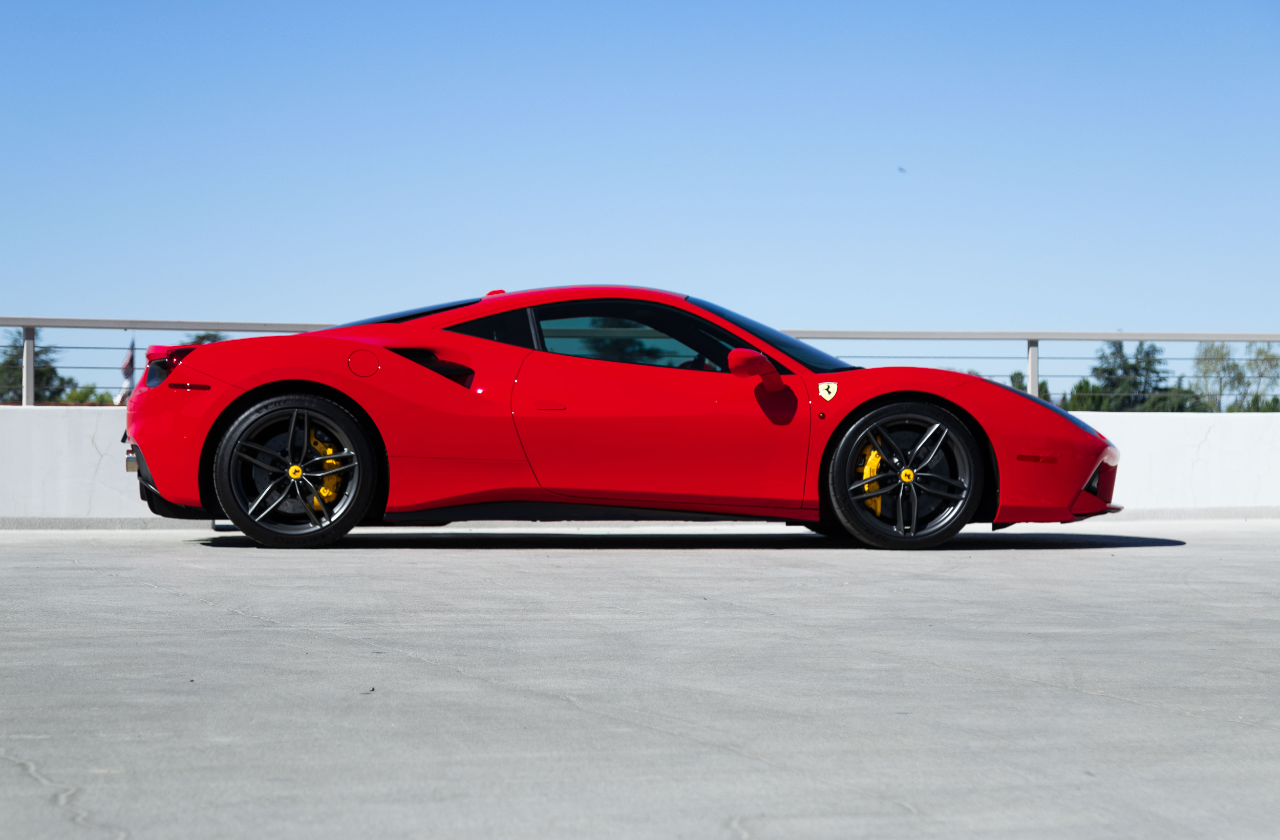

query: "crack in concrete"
left=84, top=411, right=109, bottom=516
left=0, top=746, right=129, bottom=840
left=1188, top=425, right=1214, bottom=508
left=82, top=410, right=126, bottom=517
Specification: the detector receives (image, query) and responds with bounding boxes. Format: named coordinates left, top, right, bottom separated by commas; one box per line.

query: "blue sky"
left=2, top=2, right=1277, bottom=388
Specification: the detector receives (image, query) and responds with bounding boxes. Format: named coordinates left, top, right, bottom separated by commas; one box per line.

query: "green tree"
left=1228, top=342, right=1280, bottom=412
left=1140, top=376, right=1208, bottom=412
left=1231, top=394, right=1280, bottom=412
left=62, top=384, right=116, bottom=405
left=1064, top=341, right=1208, bottom=412
left=1093, top=341, right=1159, bottom=410
left=1062, top=378, right=1107, bottom=411
left=1192, top=342, right=1245, bottom=412
left=0, top=329, right=78, bottom=403
left=1009, top=371, right=1051, bottom=401
left=184, top=331, right=229, bottom=345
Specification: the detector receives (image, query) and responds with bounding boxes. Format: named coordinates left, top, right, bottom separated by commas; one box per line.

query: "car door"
left=511, top=298, right=811, bottom=508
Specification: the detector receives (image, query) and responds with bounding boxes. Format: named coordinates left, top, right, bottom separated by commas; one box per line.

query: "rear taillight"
left=145, top=359, right=171, bottom=387
left=144, top=345, right=198, bottom=388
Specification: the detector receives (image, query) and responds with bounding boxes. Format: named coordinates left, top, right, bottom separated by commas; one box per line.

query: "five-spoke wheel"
left=827, top=402, right=984, bottom=549
left=214, top=394, right=375, bottom=548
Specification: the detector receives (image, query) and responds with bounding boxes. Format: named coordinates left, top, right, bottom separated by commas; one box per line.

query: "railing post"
left=21, top=326, right=35, bottom=406
left=1026, top=339, right=1039, bottom=396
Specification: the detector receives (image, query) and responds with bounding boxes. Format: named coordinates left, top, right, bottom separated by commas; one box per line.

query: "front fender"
left=800, top=367, right=984, bottom=509
left=946, top=379, right=1114, bottom=521
left=799, top=368, right=1113, bottom=523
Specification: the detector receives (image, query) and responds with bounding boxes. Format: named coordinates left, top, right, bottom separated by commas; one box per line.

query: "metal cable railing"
left=4, top=317, right=1280, bottom=407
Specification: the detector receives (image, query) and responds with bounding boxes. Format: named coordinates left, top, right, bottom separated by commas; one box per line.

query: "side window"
left=445, top=309, right=536, bottom=349
left=533, top=299, right=773, bottom=372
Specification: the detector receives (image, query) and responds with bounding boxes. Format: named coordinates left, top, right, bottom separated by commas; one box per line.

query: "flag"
left=114, top=338, right=136, bottom=405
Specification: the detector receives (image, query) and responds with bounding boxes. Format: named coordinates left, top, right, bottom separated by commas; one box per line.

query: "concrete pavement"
left=2, top=519, right=1279, bottom=839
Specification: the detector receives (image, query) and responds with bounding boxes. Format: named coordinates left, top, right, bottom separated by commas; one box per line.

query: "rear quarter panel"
left=190, top=331, right=531, bottom=460
left=131, top=328, right=533, bottom=509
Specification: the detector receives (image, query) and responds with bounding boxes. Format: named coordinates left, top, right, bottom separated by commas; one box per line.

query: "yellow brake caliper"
left=308, top=429, right=342, bottom=511
left=859, top=444, right=884, bottom=517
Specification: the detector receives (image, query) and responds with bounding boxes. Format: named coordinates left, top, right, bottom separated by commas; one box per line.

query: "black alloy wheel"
left=214, top=394, right=376, bottom=548
left=828, top=402, right=983, bottom=550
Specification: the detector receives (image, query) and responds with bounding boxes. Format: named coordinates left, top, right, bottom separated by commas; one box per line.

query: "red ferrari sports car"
left=126, top=286, right=1120, bottom=549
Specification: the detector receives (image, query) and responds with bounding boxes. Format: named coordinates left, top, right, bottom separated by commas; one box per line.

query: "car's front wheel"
left=827, top=402, right=983, bottom=550
left=214, top=394, right=375, bottom=548
left=804, top=520, right=857, bottom=539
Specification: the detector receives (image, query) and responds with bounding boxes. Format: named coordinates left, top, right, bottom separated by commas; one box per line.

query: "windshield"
left=688, top=297, right=856, bottom=374
left=335, top=298, right=482, bottom=328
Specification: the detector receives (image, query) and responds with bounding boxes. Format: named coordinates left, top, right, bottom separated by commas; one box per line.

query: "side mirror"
left=728, top=348, right=784, bottom=392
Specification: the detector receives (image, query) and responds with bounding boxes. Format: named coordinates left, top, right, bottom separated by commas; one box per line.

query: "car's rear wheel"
left=214, top=394, right=375, bottom=548
left=828, top=402, right=983, bottom=550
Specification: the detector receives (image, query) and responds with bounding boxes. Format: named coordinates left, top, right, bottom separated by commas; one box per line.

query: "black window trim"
left=525, top=307, right=544, bottom=351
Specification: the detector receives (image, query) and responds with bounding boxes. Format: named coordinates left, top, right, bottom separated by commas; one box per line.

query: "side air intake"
left=389, top=348, right=475, bottom=388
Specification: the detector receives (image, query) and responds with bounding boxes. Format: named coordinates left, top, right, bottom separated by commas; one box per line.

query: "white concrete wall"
left=1074, top=412, right=1280, bottom=517
left=0, top=406, right=168, bottom=525
left=1, top=407, right=1277, bottom=525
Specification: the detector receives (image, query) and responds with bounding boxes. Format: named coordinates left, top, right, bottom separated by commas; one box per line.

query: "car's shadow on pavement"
left=945, top=532, right=1185, bottom=550
left=199, top=531, right=1186, bottom=551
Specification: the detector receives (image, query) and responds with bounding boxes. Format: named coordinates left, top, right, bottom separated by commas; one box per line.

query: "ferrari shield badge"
left=817, top=382, right=837, bottom=401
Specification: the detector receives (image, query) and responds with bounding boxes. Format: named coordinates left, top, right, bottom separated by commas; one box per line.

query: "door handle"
left=534, top=400, right=567, bottom=411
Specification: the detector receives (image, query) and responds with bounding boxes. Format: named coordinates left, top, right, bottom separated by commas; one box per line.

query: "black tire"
left=804, top=520, right=858, bottom=540
left=214, top=394, right=376, bottom=548
left=828, top=402, right=983, bottom=550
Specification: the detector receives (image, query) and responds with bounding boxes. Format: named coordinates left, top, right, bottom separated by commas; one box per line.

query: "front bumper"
left=1068, top=445, right=1121, bottom=519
